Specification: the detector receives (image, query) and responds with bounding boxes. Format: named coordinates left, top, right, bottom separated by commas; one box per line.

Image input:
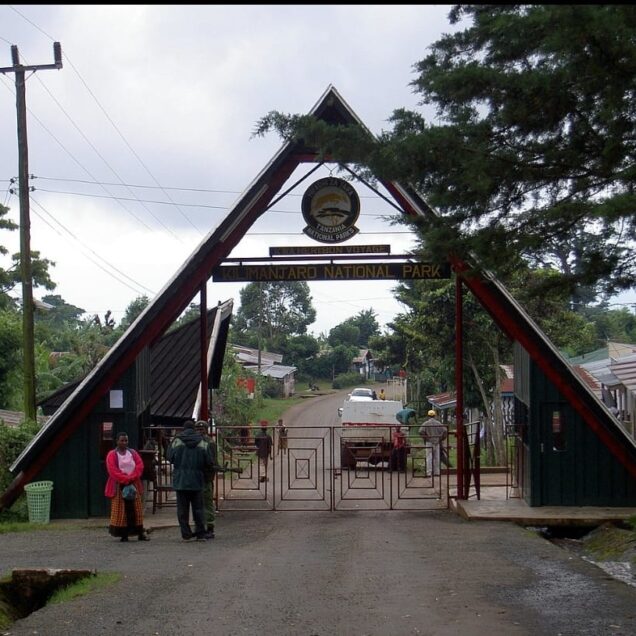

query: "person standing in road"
left=277, top=418, right=288, bottom=455
left=104, top=432, right=150, bottom=542
left=254, top=420, right=273, bottom=482
left=390, top=423, right=407, bottom=471
left=167, top=420, right=212, bottom=541
left=419, top=409, right=446, bottom=478
left=378, top=388, right=386, bottom=400
left=195, top=420, right=222, bottom=540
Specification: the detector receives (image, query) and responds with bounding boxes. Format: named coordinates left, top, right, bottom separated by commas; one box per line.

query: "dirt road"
left=3, top=389, right=636, bottom=635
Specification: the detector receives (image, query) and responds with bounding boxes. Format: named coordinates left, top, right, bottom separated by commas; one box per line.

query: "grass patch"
left=48, top=571, right=120, bottom=605
left=582, top=524, right=636, bottom=561
left=256, top=396, right=305, bottom=424
left=0, top=521, right=73, bottom=534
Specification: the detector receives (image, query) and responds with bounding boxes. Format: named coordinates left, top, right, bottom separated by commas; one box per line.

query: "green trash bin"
left=24, top=480, right=54, bottom=524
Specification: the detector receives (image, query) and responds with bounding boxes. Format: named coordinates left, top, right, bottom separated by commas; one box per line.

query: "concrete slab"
left=451, top=486, right=636, bottom=527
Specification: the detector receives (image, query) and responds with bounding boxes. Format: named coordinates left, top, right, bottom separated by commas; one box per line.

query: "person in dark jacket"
left=195, top=420, right=222, bottom=540
left=254, top=420, right=273, bottom=483
left=167, top=420, right=212, bottom=541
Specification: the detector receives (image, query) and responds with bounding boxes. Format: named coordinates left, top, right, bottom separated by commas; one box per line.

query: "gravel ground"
left=2, top=510, right=636, bottom=636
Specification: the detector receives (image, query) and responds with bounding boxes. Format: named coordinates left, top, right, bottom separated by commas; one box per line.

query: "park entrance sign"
left=212, top=260, right=451, bottom=282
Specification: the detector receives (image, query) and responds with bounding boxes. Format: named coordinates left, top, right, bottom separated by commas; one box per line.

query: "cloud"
left=0, top=4, right=453, bottom=335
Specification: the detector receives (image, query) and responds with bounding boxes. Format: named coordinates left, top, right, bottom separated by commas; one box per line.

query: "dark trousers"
left=176, top=489, right=206, bottom=539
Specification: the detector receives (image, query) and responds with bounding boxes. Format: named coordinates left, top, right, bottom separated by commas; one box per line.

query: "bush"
left=332, top=373, right=367, bottom=390
left=0, top=419, right=40, bottom=521
left=261, top=377, right=281, bottom=399
left=0, top=420, right=41, bottom=493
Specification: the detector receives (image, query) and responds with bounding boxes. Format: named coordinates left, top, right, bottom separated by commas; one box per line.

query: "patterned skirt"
left=109, top=484, right=144, bottom=538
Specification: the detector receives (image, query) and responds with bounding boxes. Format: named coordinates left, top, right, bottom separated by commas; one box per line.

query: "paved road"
left=3, top=389, right=636, bottom=635
left=2, top=511, right=636, bottom=636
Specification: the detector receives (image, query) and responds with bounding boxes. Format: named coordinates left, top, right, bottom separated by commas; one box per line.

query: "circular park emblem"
left=301, top=177, right=360, bottom=244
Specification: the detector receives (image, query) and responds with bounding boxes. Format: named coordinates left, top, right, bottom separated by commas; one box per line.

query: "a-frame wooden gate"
left=5, top=85, right=636, bottom=516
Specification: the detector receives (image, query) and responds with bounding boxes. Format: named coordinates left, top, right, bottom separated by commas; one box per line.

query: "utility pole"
left=0, top=43, right=63, bottom=421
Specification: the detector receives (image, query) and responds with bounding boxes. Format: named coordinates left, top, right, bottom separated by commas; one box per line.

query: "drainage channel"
left=529, top=522, right=636, bottom=588
left=0, top=568, right=95, bottom=626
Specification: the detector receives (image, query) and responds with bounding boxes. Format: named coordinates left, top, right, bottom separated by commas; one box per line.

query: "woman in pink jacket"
left=104, top=432, right=149, bottom=542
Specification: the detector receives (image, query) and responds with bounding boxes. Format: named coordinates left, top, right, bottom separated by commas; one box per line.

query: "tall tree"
left=118, top=295, right=150, bottom=331
left=255, top=5, right=636, bottom=300
left=0, top=309, right=22, bottom=409
left=233, top=282, right=316, bottom=348
left=337, top=309, right=380, bottom=347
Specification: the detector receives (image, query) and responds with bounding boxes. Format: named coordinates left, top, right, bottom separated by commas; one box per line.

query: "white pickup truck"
left=338, top=398, right=404, bottom=469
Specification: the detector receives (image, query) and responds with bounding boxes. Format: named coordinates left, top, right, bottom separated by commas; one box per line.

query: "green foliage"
left=0, top=310, right=22, bottom=409
left=255, top=5, right=636, bottom=299
left=334, top=309, right=380, bottom=347
left=328, top=323, right=360, bottom=348
left=171, top=302, right=200, bottom=331
left=579, top=306, right=636, bottom=347
left=0, top=250, right=56, bottom=301
left=261, top=376, right=281, bottom=399
left=233, top=281, right=317, bottom=347
left=332, top=372, right=366, bottom=390
left=210, top=346, right=261, bottom=427
left=275, top=333, right=320, bottom=377
left=0, top=419, right=41, bottom=495
left=116, top=295, right=150, bottom=333
left=48, top=572, right=120, bottom=605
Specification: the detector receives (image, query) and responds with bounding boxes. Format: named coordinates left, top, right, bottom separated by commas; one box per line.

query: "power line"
left=6, top=4, right=203, bottom=233
left=3, top=8, right=192, bottom=243
left=32, top=175, right=388, bottom=199
left=3, top=77, right=180, bottom=238
left=31, top=73, right=190, bottom=243
left=62, top=56, right=203, bottom=232
left=29, top=184, right=407, bottom=219
left=30, top=195, right=156, bottom=296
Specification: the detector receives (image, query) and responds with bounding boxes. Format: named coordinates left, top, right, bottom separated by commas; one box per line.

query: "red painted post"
left=455, top=274, right=465, bottom=499
left=199, top=284, right=208, bottom=421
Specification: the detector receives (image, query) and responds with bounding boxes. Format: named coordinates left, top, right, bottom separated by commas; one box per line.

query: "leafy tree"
left=255, top=5, right=636, bottom=300
left=276, top=334, right=320, bottom=377
left=233, top=282, right=316, bottom=348
left=0, top=420, right=40, bottom=520
left=0, top=204, right=18, bottom=310
left=118, top=295, right=150, bottom=331
left=0, top=249, right=56, bottom=306
left=346, top=309, right=380, bottom=347
left=0, top=309, right=22, bottom=409
left=328, top=322, right=359, bottom=348
left=34, top=295, right=86, bottom=352
left=211, top=345, right=260, bottom=428
left=578, top=306, right=636, bottom=347
left=171, top=302, right=201, bottom=332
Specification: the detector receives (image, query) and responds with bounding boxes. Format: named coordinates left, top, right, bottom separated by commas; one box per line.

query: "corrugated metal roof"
left=150, top=304, right=232, bottom=421
left=0, top=410, right=49, bottom=428
left=233, top=345, right=283, bottom=365
left=39, top=305, right=233, bottom=423
left=611, top=354, right=636, bottom=393
left=243, top=363, right=297, bottom=379
left=572, top=366, right=603, bottom=400
left=427, top=391, right=456, bottom=409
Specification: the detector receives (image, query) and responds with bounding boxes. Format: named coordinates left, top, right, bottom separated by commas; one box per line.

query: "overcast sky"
left=0, top=5, right=468, bottom=336
left=3, top=6, right=632, bottom=339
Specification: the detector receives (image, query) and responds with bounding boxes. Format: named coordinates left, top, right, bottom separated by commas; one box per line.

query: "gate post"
left=455, top=273, right=465, bottom=499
